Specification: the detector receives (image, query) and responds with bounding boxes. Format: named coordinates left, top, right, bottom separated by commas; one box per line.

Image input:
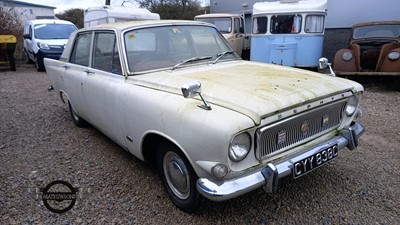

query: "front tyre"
left=35, top=56, right=45, bottom=72
left=68, top=101, right=87, bottom=127
left=156, top=142, right=200, bottom=213
left=25, top=50, right=33, bottom=64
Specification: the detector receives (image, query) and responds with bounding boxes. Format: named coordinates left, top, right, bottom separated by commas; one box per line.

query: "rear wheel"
left=156, top=142, right=200, bottom=213
left=68, top=101, right=87, bottom=127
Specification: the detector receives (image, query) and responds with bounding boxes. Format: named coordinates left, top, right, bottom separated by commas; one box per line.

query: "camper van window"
left=253, top=17, right=267, bottom=34
left=270, top=15, right=302, bottom=34
left=305, top=15, right=324, bottom=33
left=234, top=18, right=240, bottom=33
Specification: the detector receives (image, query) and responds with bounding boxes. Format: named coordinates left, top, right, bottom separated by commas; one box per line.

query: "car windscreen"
left=34, top=24, right=77, bottom=39
left=353, top=24, right=400, bottom=39
left=124, top=25, right=238, bottom=73
left=195, top=18, right=232, bottom=33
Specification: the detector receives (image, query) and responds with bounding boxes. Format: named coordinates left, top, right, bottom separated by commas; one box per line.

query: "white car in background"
left=23, top=19, right=77, bottom=71
left=44, top=20, right=365, bottom=212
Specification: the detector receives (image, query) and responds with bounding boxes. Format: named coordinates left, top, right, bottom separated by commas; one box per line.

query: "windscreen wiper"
left=213, top=50, right=235, bottom=64
left=172, top=56, right=212, bottom=70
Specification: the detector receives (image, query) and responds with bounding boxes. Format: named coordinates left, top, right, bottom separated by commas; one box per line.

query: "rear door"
left=63, top=31, right=93, bottom=121
left=80, top=31, right=127, bottom=147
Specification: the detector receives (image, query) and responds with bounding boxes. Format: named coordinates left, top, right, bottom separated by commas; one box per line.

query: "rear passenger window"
left=70, top=32, right=92, bottom=66
left=92, top=32, right=122, bottom=75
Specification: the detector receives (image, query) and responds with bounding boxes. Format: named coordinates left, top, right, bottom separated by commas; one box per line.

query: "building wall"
left=0, top=0, right=56, bottom=23
left=323, top=28, right=351, bottom=62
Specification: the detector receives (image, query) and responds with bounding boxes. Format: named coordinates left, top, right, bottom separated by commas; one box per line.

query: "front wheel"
left=156, top=142, right=200, bottom=213
left=35, top=56, right=45, bottom=72
left=25, top=51, right=33, bottom=64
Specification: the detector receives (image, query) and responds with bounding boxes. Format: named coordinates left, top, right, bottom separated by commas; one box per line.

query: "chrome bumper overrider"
left=197, top=122, right=364, bottom=201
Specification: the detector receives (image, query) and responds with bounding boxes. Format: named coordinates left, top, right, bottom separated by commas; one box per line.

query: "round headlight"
left=342, top=52, right=353, bottom=61
left=345, top=95, right=358, bottom=116
left=229, top=132, right=251, bottom=162
left=388, top=51, right=400, bottom=61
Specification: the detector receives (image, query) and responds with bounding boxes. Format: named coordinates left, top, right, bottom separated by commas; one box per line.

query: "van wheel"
left=35, top=56, right=45, bottom=72
left=156, top=142, right=200, bottom=213
left=68, top=101, right=87, bottom=127
left=25, top=51, right=33, bottom=64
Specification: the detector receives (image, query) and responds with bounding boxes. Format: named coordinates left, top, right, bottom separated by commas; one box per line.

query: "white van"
left=84, top=5, right=160, bottom=27
left=23, top=19, right=77, bottom=71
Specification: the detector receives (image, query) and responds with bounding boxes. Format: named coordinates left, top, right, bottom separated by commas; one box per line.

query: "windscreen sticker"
left=172, top=27, right=181, bottom=34
left=127, top=33, right=136, bottom=39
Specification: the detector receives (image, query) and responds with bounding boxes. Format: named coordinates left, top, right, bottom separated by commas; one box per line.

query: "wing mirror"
left=23, top=34, right=31, bottom=39
left=319, top=57, right=336, bottom=77
left=181, top=81, right=211, bottom=110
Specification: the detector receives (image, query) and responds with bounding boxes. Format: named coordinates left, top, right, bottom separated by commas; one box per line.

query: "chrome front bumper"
left=197, top=122, right=365, bottom=201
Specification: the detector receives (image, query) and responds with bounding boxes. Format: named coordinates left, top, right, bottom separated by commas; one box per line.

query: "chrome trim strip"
left=197, top=122, right=364, bottom=201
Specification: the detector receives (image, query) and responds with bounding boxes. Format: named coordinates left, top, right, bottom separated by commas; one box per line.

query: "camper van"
left=194, top=13, right=250, bottom=57
left=251, top=0, right=327, bottom=68
left=84, top=5, right=160, bottom=27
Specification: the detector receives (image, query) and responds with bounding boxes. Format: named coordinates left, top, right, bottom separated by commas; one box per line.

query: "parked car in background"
left=23, top=19, right=77, bottom=71
left=44, top=20, right=364, bottom=212
left=194, top=13, right=250, bottom=58
left=334, top=21, right=400, bottom=89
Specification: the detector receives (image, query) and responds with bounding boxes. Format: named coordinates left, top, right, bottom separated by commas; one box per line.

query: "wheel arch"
left=59, top=90, right=72, bottom=105
left=141, top=132, right=196, bottom=173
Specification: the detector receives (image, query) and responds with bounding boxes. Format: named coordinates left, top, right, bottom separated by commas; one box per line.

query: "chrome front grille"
left=256, top=99, right=347, bottom=160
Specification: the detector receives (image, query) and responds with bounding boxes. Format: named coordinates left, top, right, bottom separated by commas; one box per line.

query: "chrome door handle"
left=84, top=70, right=94, bottom=75
left=62, top=64, right=70, bottom=69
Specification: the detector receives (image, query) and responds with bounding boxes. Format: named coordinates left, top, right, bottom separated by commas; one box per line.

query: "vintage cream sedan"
left=44, top=20, right=365, bottom=212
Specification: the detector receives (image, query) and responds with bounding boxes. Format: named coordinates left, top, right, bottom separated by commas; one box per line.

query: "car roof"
left=80, top=20, right=213, bottom=32
left=352, top=21, right=400, bottom=28
left=195, top=13, right=241, bottom=18
left=28, top=19, right=75, bottom=25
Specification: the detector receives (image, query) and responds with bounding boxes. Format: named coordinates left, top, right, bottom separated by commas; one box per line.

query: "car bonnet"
left=129, top=61, right=363, bottom=125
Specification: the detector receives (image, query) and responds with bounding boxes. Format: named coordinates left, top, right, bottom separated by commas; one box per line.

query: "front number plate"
left=293, top=145, right=338, bottom=178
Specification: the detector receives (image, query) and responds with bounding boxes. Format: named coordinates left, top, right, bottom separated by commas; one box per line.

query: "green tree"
left=56, top=8, right=84, bottom=29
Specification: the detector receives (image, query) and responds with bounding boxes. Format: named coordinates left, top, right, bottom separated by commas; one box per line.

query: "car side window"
left=92, top=32, right=122, bottom=75
left=70, top=32, right=92, bottom=66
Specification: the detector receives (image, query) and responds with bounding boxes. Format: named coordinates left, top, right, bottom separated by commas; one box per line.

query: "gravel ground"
left=1, top=64, right=399, bottom=224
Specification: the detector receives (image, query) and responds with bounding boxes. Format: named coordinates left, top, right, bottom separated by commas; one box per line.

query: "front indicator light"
left=212, top=164, right=228, bottom=178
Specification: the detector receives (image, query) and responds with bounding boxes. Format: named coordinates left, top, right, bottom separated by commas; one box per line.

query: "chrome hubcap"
left=163, top=151, right=190, bottom=199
